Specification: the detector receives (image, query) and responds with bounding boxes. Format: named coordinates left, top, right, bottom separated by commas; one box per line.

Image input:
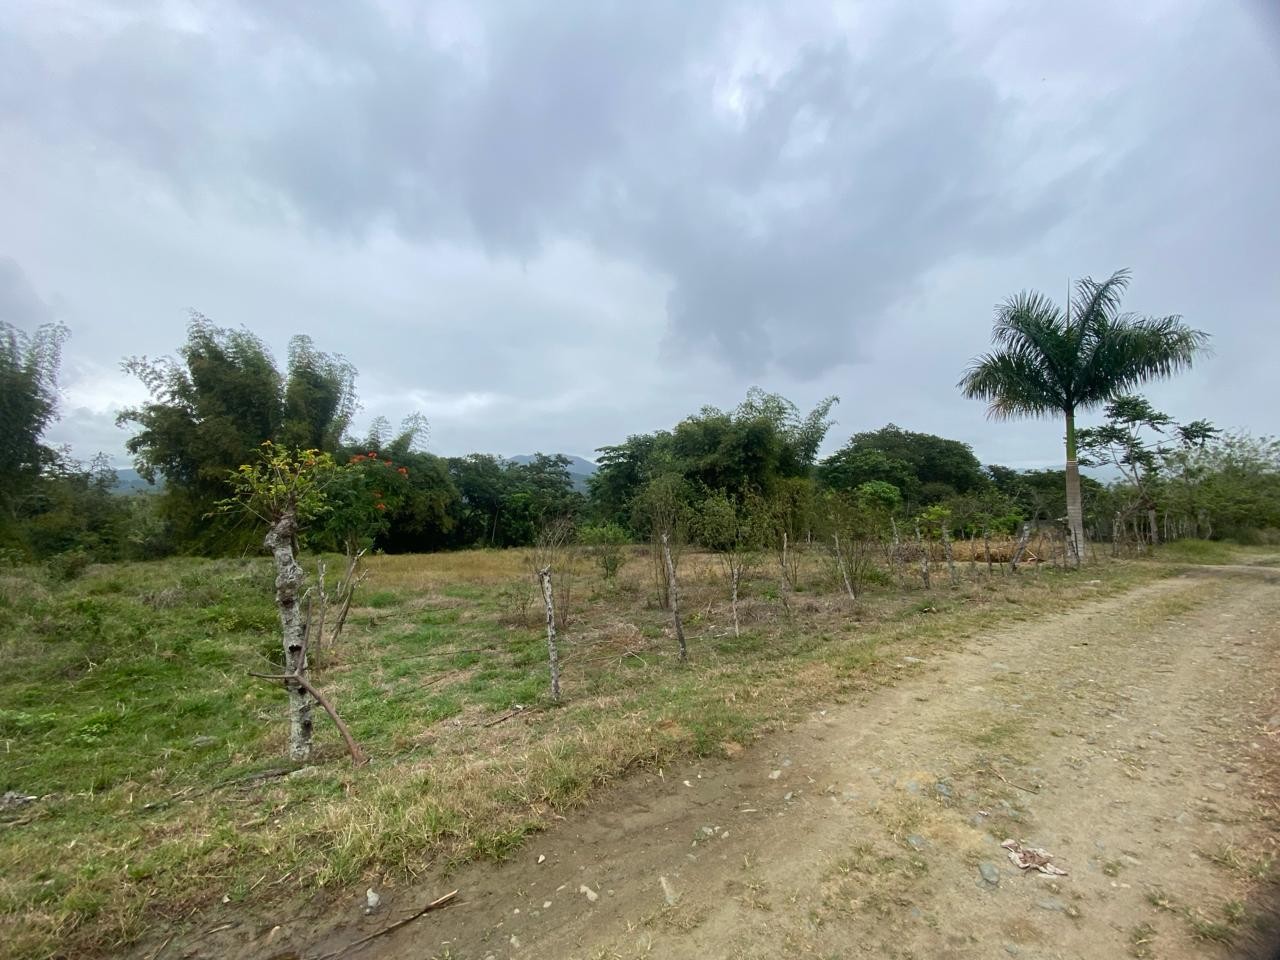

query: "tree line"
left=2, top=283, right=1276, bottom=571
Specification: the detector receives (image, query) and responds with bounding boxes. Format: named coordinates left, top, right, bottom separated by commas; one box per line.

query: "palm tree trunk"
left=1063, top=409, right=1085, bottom=568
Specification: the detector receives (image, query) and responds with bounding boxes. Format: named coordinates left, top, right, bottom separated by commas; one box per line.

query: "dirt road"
left=255, top=566, right=1280, bottom=960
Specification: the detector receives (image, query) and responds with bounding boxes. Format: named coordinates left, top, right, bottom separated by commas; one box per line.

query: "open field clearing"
left=2, top=546, right=1277, bottom=959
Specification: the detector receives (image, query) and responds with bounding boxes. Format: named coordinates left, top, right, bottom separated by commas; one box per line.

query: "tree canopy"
left=118, top=315, right=358, bottom=550
left=1, top=320, right=68, bottom=519
left=589, top=389, right=838, bottom=537
left=819, top=424, right=986, bottom=505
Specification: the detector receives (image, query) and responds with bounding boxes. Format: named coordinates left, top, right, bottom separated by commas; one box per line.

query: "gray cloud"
left=0, top=257, right=55, bottom=329
left=0, top=2, right=1075, bottom=375
left=1, top=0, right=1277, bottom=469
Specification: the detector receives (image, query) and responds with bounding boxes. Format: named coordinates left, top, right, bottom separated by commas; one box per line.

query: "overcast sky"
left=3, top=1, right=1278, bottom=472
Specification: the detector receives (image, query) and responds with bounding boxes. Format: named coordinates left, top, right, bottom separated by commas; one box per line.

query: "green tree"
left=589, top=390, right=837, bottom=534
left=334, top=417, right=458, bottom=553
left=733, top=387, right=839, bottom=474
left=278, top=336, right=358, bottom=451
left=1077, top=395, right=1218, bottom=546
left=819, top=447, right=919, bottom=503
left=119, top=315, right=357, bottom=552
left=0, top=320, right=68, bottom=529
left=820, top=425, right=985, bottom=506
left=374, top=450, right=458, bottom=552
left=448, top=453, right=516, bottom=546
left=514, top=453, right=584, bottom=524
left=959, top=269, right=1208, bottom=564
left=854, top=480, right=902, bottom=515
left=589, top=433, right=667, bottom=531
left=1180, top=433, right=1280, bottom=539
left=695, top=490, right=766, bottom=635
left=985, top=465, right=1103, bottom=528
left=19, top=452, right=128, bottom=562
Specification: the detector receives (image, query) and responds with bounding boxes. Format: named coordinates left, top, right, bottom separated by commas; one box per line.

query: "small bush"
left=46, top=550, right=90, bottom=582
left=497, top=579, right=535, bottom=626
left=579, top=523, right=629, bottom=580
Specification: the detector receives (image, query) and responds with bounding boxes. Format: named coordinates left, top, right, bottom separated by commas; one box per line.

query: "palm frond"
left=958, top=351, right=1064, bottom=420
left=991, top=291, right=1062, bottom=350
left=1076, top=313, right=1210, bottom=406
left=961, top=268, right=1208, bottom=421
left=1070, top=269, right=1131, bottom=328
left=989, top=291, right=1080, bottom=402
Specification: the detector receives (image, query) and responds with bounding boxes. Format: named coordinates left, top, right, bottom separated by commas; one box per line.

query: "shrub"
left=46, top=549, right=90, bottom=582
left=579, top=523, right=629, bottom=580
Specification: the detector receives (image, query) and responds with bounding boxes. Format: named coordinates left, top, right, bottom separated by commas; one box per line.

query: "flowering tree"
left=321, top=450, right=411, bottom=553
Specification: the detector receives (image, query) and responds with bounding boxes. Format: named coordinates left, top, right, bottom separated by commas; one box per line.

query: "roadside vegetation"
left=7, top=541, right=1254, bottom=959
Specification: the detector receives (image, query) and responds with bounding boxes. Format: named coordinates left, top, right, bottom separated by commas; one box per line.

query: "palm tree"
left=959, top=269, right=1208, bottom=566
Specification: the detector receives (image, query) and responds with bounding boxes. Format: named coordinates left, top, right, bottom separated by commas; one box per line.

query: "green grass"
left=0, top=548, right=1174, bottom=958
left=1150, top=539, right=1278, bottom=565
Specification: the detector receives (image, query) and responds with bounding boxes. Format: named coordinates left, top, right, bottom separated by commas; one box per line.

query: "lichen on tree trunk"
left=264, top=511, right=312, bottom=761
left=537, top=567, right=561, bottom=700
left=730, top=564, right=741, bottom=637
left=914, top=521, right=931, bottom=590
left=661, top=532, right=687, bottom=662
left=1010, top=521, right=1033, bottom=571
left=833, top=533, right=856, bottom=600
left=941, top=523, right=958, bottom=585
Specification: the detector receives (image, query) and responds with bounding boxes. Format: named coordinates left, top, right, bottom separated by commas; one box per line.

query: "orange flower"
left=375, top=502, right=386, bottom=511
left=397, top=467, right=408, bottom=475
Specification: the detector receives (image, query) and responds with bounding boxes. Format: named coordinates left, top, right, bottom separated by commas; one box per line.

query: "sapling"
left=224, top=443, right=366, bottom=765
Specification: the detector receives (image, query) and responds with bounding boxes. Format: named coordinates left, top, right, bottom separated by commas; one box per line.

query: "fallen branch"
left=986, top=765, right=1039, bottom=794
left=483, top=706, right=525, bottom=728
left=250, top=672, right=369, bottom=766
left=144, top=934, right=173, bottom=960
left=233, top=767, right=292, bottom=785
left=140, top=785, right=199, bottom=812
left=315, top=890, right=458, bottom=959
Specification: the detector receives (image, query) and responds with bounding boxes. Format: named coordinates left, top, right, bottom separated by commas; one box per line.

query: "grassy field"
left=1, top=541, right=1265, bottom=958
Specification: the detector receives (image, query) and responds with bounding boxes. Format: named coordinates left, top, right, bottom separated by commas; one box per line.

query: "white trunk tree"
left=264, top=510, right=313, bottom=761
left=661, top=532, right=687, bottom=662
left=537, top=567, right=562, bottom=701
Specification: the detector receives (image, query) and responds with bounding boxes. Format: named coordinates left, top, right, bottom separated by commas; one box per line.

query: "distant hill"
left=507, top=454, right=598, bottom=493
left=111, top=468, right=162, bottom=495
